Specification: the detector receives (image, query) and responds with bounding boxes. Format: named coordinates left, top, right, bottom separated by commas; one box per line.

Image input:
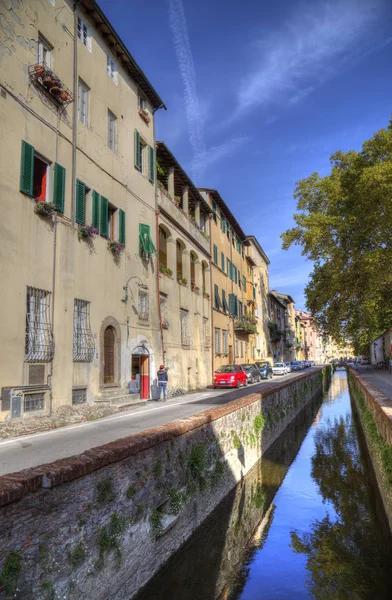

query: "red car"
left=213, top=365, right=248, bottom=388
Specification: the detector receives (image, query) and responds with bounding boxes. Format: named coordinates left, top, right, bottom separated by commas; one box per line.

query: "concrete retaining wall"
left=0, top=367, right=331, bottom=599
left=348, top=367, right=392, bottom=531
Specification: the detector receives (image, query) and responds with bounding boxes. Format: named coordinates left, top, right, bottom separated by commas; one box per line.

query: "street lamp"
left=122, top=276, right=148, bottom=303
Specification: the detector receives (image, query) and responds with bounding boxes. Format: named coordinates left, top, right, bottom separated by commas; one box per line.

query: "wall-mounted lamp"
left=122, top=276, right=148, bottom=303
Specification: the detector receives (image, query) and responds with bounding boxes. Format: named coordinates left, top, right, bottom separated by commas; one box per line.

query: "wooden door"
left=140, top=355, right=149, bottom=399
left=104, top=326, right=115, bottom=383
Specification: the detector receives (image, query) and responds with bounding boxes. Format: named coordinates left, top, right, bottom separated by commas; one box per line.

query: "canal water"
left=135, top=372, right=392, bottom=600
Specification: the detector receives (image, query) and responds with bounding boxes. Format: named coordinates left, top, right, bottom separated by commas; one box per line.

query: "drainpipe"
left=71, top=1, right=82, bottom=226
left=156, top=209, right=165, bottom=363
left=49, top=211, right=58, bottom=416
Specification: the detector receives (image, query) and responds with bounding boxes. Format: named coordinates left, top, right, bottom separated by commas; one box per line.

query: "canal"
left=135, top=371, right=392, bottom=600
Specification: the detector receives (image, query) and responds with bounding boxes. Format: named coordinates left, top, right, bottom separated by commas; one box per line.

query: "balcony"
left=158, top=187, right=210, bottom=253
left=268, top=322, right=284, bottom=341
left=234, top=318, right=258, bottom=334
left=28, top=63, right=74, bottom=107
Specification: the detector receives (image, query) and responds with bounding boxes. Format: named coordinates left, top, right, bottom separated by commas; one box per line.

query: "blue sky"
left=101, top=0, right=392, bottom=309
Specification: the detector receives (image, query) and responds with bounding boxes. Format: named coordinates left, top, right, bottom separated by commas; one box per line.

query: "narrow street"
left=0, top=370, right=313, bottom=476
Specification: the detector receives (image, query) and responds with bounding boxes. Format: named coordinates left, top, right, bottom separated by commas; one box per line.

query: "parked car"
left=360, top=358, right=370, bottom=365
left=213, top=365, right=247, bottom=388
left=254, top=361, right=273, bottom=379
left=291, top=361, right=302, bottom=371
left=285, top=362, right=292, bottom=373
left=241, top=363, right=261, bottom=384
left=272, top=362, right=287, bottom=376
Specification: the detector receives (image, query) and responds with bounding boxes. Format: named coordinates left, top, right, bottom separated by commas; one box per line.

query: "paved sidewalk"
left=0, top=370, right=313, bottom=476
left=355, top=365, right=392, bottom=401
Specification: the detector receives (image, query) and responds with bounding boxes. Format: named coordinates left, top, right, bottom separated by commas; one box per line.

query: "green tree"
left=281, top=118, right=392, bottom=353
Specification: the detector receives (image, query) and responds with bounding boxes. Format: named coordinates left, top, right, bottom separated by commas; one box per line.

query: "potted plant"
left=78, top=225, right=98, bottom=240
left=60, top=89, right=70, bottom=103
left=34, top=200, right=56, bottom=217
left=160, top=264, right=173, bottom=276
left=177, top=275, right=187, bottom=286
left=202, top=288, right=210, bottom=299
left=107, top=240, right=125, bottom=257
left=191, top=281, right=200, bottom=293
left=34, top=64, right=45, bottom=78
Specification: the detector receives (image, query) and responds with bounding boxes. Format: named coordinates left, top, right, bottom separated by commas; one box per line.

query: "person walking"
left=157, top=364, right=168, bottom=401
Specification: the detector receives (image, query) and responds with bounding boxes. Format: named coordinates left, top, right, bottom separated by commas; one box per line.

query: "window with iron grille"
left=180, top=309, right=190, bottom=346
left=222, top=330, right=229, bottom=355
left=73, top=299, right=95, bottom=362
left=139, top=290, right=150, bottom=323
left=203, top=317, right=211, bottom=347
left=24, top=392, right=45, bottom=412
left=160, top=293, right=169, bottom=328
left=25, top=287, right=54, bottom=362
left=72, top=388, right=87, bottom=405
left=215, top=328, right=221, bottom=354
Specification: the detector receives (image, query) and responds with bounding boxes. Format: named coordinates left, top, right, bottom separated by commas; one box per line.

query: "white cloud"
left=269, top=264, right=312, bottom=290
left=235, top=0, right=388, bottom=116
left=168, top=0, right=206, bottom=183
left=192, top=136, right=249, bottom=174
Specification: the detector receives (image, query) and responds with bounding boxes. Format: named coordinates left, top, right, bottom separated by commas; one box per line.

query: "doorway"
left=104, top=326, right=115, bottom=384
left=131, top=347, right=150, bottom=399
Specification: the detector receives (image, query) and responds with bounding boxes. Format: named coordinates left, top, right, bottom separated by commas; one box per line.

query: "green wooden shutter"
left=221, top=252, right=225, bottom=271
left=20, top=141, right=34, bottom=196
left=139, top=223, right=150, bottom=255
left=100, top=196, right=109, bottom=237
left=253, top=286, right=256, bottom=300
left=134, top=130, right=141, bottom=170
left=119, top=209, right=125, bottom=245
left=234, top=266, right=237, bottom=284
left=213, top=244, right=218, bottom=264
left=53, top=163, right=66, bottom=213
left=229, top=293, right=235, bottom=316
left=92, top=191, right=100, bottom=229
left=214, top=284, right=221, bottom=310
left=148, top=145, right=154, bottom=182
left=75, top=179, right=86, bottom=225
left=243, top=275, right=247, bottom=292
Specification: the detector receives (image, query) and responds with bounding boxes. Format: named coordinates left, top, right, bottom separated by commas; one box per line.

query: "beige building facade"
left=0, top=0, right=166, bottom=419
left=245, top=237, right=271, bottom=363
left=156, top=143, right=212, bottom=393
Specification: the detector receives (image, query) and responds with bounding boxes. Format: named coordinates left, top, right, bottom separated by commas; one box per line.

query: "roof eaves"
left=198, top=188, right=246, bottom=240
left=245, top=235, right=270, bottom=265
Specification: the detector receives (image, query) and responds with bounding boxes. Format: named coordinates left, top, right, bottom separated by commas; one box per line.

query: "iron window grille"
left=215, top=328, right=221, bottom=354
left=180, top=309, right=190, bottom=346
left=24, top=392, right=45, bottom=412
left=160, top=294, right=169, bottom=329
left=73, top=299, right=95, bottom=362
left=25, top=287, right=54, bottom=363
left=72, top=388, right=87, bottom=405
left=203, top=318, right=211, bottom=347
left=138, top=290, right=150, bottom=323
left=222, top=330, right=229, bottom=355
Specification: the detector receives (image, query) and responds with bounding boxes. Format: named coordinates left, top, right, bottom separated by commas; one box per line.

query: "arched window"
left=176, top=239, right=185, bottom=278
left=104, top=326, right=115, bottom=384
left=159, top=226, right=167, bottom=269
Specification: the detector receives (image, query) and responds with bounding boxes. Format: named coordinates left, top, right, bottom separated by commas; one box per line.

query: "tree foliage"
left=281, top=118, right=392, bottom=353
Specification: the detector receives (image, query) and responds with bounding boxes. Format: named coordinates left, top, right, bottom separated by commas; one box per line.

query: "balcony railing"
left=28, top=63, right=74, bottom=107
left=234, top=318, right=258, bottom=334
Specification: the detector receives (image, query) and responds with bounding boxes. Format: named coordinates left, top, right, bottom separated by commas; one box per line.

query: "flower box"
left=34, top=201, right=55, bottom=217
left=160, top=264, right=173, bottom=277
left=177, top=275, right=188, bottom=286
left=138, top=109, right=151, bottom=124
left=108, top=240, right=125, bottom=257
left=78, top=225, right=98, bottom=240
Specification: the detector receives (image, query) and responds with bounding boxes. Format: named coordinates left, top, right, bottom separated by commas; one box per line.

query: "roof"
left=80, top=0, right=166, bottom=111
left=198, top=188, right=246, bottom=240
left=268, top=291, right=288, bottom=311
left=245, top=236, right=270, bottom=265
left=156, top=143, right=211, bottom=214
left=272, top=291, right=295, bottom=305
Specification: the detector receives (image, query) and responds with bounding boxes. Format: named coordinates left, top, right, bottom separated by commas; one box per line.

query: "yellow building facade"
left=0, top=0, right=166, bottom=419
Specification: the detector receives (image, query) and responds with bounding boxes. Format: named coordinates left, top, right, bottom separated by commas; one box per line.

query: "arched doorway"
left=131, top=344, right=150, bottom=399
left=104, top=326, right=115, bottom=384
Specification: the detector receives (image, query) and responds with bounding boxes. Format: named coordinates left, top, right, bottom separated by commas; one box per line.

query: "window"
left=221, top=251, right=225, bottom=272
left=107, top=55, right=117, bottom=83
left=238, top=301, right=243, bottom=320
left=212, top=201, right=217, bottom=224
left=140, top=223, right=157, bottom=257
left=138, top=94, right=147, bottom=111
left=235, top=339, right=239, bottom=358
left=77, top=17, right=90, bottom=50
left=243, top=275, right=247, bottom=292
left=215, top=328, right=221, bottom=354
left=25, top=287, right=54, bottom=362
left=160, top=293, right=169, bottom=328
left=203, top=318, right=210, bottom=347
left=159, top=227, right=168, bottom=269
left=37, top=34, right=52, bottom=68
left=214, top=284, right=221, bottom=310
left=78, top=80, right=89, bottom=126
left=222, top=289, right=229, bottom=313
left=73, top=299, right=94, bottom=362
left=213, top=244, right=218, bottom=265
left=138, top=290, right=149, bottom=323
left=181, top=309, right=190, bottom=346
left=108, top=110, right=116, bottom=152
left=75, top=180, right=91, bottom=225
left=221, top=217, right=226, bottom=232
left=72, top=388, right=87, bottom=405
left=20, top=142, right=66, bottom=211
left=108, top=202, right=117, bottom=240
left=222, top=330, right=229, bottom=355
left=24, top=392, right=45, bottom=412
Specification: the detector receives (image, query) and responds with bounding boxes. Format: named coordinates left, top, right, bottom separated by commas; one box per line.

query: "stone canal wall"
left=0, top=367, right=331, bottom=599
left=348, top=368, right=392, bottom=531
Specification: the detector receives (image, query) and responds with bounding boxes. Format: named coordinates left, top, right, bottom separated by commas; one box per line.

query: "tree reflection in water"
left=291, top=413, right=392, bottom=599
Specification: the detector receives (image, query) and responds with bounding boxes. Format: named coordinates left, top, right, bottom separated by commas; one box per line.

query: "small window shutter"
left=253, top=286, right=256, bottom=300
left=243, top=275, right=247, bottom=292
left=139, top=223, right=150, bottom=255
left=148, top=145, right=154, bottom=182
left=214, top=284, right=221, bottom=310
left=100, top=196, right=109, bottom=237
left=119, top=209, right=126, bottom=245
left=221, top=252, right=225, bottom=271
left=229, top=293, right=235, bottom=316
left=92, top=190, right=100, bottom=229
left=53, top=163, right=66, bottom=213
left=20, top=141, right=34, bottom=196
left=75, top=179, right=86, bottom=225
left=234, top=296, right=239, bottom=318
left=213, top=244, right=218, bottom=264
left=134, top=130, right=141, bottom=170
